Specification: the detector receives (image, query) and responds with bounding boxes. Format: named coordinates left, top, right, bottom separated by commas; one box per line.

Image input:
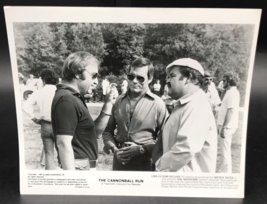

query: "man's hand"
left=103, top=145, right=117, bottom=155
left=117, top=142, right=140, bottom=161
left=105, top=83, right=118, bottom=105
left=220, top=128, right=226, bottom=138
left=115, top=149, right=131, bottom=164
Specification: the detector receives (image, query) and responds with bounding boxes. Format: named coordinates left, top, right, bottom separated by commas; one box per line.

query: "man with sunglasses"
left=202, top=71, right=221, bottom=116
left=102, top=57, right=168, bottom=171
left=51, top=51, right=117, bottom=170
left=152, top=58, right=217, bottom=172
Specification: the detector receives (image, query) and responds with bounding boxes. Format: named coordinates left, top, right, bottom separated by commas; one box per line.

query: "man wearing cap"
left=102, top=57, right=168, bottom=171
left=217, top=73, right=240, bottom=173
left=202, top=71, right=221, bottom=117
left=152, top=58, right=217, bottom=172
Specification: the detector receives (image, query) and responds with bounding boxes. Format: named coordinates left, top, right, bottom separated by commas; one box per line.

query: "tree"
left=101, top=23, right=145, bottom=76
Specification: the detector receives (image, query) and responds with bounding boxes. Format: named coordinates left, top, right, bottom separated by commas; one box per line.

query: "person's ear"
left=148, top=76, right=153, bottom=84
left=75, top=72, right=86, bottom=80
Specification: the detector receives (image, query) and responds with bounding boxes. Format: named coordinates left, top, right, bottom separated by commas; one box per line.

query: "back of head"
left=130, top=57, right=154, bottom=80
left=40, top=69, right=59, bottom=85
left=62, top=51, right=99, bottom=81
left=224, top=72, right=239, bottom=86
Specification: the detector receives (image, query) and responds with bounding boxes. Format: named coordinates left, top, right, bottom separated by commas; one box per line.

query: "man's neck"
left=184, top=85, right=201, bottom=96
left=61, top=80, right=80, bottom=93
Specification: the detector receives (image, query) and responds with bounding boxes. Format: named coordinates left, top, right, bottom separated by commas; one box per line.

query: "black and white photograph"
left=4, top=7, right=261, bottom=197
left=14, top=22, right=253, bottom=173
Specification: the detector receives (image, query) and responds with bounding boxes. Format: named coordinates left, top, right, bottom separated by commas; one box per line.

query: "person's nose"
left=132, top=76, right=138, bottom=83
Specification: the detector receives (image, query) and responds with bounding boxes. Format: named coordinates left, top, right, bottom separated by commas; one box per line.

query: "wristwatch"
left=139, top=145, right=145, bottom=154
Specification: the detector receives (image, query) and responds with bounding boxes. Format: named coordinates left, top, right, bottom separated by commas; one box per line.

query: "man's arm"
left=220, top=108, right=234, bottom=138
left=94, top=101, right=114, bottom=138
left=102, top=103, right=117, bottom=154
left=94, top=87, right=119, bottom=138
left=57, top=135, right=75, bottom=170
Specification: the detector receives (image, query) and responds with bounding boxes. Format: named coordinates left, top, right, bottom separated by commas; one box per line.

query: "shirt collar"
left=122, top=88, right=155, bottom=100
left=174, top=89, right=203, bottom=107
left=56, top=83, right=81, bottom=96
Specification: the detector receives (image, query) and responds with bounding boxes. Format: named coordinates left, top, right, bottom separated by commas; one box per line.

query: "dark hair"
left=224, top=73, right=239, bottom=86
left=40, top=69, right=59, bottom=85
left=176, top=66, right=204, bottom=87
left=130, top=57, right=154, bottom=80
left=62, top=51, right=99, bottom=81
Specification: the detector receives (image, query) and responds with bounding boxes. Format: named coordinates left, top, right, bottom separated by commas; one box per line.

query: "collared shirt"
left=23, top=84, right=56, bottom=121
left=51, top=84, right=98, bottom=160
left=155, top=90, right=217, bottom=172
left=217, top=86, right=240, bottom=129
left=102, top=89, right=169, bottom=155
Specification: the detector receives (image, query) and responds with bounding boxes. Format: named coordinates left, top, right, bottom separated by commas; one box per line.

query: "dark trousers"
left=112, top=153, right=152, bottom=171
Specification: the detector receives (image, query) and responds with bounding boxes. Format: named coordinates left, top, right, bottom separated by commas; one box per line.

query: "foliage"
left=14, top=23, right=254, bottom=106
left=100, top=24, right=145, bottom=76
left=14, top=23, right=105, bottom=77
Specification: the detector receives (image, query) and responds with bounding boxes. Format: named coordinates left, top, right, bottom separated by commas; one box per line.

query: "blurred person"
left=152, top=58, right=217, bottom=172
left=153, top=79, right=161, bottom=96
left=217, top=80, right=226, bottom=100
left=102, top=57, right=168, bottom=171
left=23, top=68, right=59, bottom=170
left=217, top=73, right=240, bottom=173
left=26, top=74, right=34, bottom=85
left=202, top=71, right=221, bottom=116
left=51, top=51, right=117, bottom=171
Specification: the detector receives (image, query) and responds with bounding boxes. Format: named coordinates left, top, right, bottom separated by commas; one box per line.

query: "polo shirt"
left=51, top=84, right=98, bottom=160
left=155, top=90, right=217, bottom=172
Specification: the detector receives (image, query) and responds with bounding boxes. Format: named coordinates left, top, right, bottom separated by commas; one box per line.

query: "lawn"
left=23, top=103, right=243, bottom=173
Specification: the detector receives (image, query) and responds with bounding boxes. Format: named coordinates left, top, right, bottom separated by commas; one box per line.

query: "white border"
left=4, top=7, right=261, bottom=198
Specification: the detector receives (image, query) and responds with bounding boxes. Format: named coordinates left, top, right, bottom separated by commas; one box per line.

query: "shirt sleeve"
left=144, top=100, right=169, bottom=156
left=23, top=91, right=37, bottom=119
left=53, top=100, right=79, bottom=136
left=227, top=91, right=240, bottom=109
left=156, top=104, right=209, bottom=172
left=102, top=105, right=117, bottom=149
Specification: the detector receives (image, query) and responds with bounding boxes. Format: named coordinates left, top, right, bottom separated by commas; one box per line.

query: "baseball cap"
left=166, top=58, right=204, bottom=76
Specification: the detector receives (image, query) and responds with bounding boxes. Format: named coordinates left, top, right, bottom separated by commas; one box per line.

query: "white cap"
left=166, top=58, right=204, bottom=76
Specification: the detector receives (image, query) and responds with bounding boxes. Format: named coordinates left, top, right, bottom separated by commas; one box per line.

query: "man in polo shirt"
left=51, top=51, right=116, bottom=170
left=102, top=57, right=168, bottom=171
left=152, top=58, right=217, bottom=172
left=217, top=73, right=240, bottom=173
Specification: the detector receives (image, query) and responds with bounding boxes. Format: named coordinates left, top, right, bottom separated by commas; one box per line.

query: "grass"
left=23, top=104, right=243, bottom=173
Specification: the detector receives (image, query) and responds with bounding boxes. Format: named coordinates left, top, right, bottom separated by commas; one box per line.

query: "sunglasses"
left=84, top=70, right=98, bottom=79
left=205, top=78, right=213, bottom=81
left=127, top=74, right=145, bottom=83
